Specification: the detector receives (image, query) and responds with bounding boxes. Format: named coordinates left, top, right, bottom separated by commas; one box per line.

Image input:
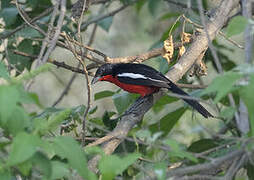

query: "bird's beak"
left=91, top=76, right=100, bottom=85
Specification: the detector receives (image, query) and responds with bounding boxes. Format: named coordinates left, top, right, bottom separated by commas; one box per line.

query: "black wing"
left=113, top=63, right=170, bottom=88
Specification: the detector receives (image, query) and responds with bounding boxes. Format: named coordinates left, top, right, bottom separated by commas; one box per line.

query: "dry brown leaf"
left=162, top=35, right=174, bottom=63
left=189, top=50, right=207, bottom=77
left=181, top=32, right=192, bottom=43
left=178, top=45, right=186, bottom=57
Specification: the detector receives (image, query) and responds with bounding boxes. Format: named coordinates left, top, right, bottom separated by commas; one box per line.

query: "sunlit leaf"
left=0, top=8, right=18, bottom=27
left=149, top=108, right=186, bottom=135
left=202, top=71, right=242, bottom=103
left=53, top=136, right=96, bottom=180
left=154, top=162, right=166, bottom=180
left=98, top=16, right=113, bottom=32
left=113, top=92, right=138, bottom=114
left=94, top=90, right=115, bottom=100
left=99, top=153, right=140, bottom=180
left=164, top=139, right=198, bottom=163
left=7, top=132, right=41, bottom=166
left=0, top=61, right=10, bottom=80
left=50, top=161, right=70, bottom=180
left=227, top=16, right=248, bottom=37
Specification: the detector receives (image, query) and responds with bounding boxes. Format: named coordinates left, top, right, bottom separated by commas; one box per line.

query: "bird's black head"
left=91, top=63, right=115, bottom=84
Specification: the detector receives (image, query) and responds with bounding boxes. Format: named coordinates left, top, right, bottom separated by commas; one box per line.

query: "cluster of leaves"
left=0, top=62, right=142, bottom=179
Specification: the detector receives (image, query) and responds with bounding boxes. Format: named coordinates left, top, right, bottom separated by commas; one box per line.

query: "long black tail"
left=168, top=82, right=213, bottom=118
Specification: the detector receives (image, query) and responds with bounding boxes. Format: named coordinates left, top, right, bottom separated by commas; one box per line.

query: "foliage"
left=0, top=0, right=254, bottom=179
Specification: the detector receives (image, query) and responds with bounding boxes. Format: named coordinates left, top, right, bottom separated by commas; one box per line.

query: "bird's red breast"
left=99, top=75, right=159, bottom=97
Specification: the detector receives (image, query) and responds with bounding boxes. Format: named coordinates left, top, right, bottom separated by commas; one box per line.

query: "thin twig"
left=76, top=0, right=91, bottom=147
left=0, top=7, right=54, bottom=40
left=39, top=0, right=66, bottom=65
left=218, top=31, right=244, bottom=49
left=15, top=0, right=47, bottom=36
left=167, top=149, right=244, bottom=177
left=224, top=154, right=248, bottom=179
left=36, top=2, right=59, bottom=67
left=80, top=3, right=130, bottom=31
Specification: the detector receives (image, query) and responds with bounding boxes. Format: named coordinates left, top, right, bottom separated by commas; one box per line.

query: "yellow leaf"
left=178, top=46, right=185, bottom=57
left=163, top=35, right=174, bottom=63
left=181, top=32, right=192, bottom=43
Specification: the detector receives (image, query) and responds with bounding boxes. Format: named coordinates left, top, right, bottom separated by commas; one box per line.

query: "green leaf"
left=113, top=92, right=138, bottom=114
left=85, top=146, right=105, bottom=156
left=0, top=170, right=11, bottom=180
left=8, top=39, right=34, bottom=72
left=160, top=21, right=181, bottom=41
left=7, top=132, right=41, bottom=166
left=32, top=152, right=52, bottom=179
left=144, top=56, right=169, bottom=74
left=188, top=139, right=218, bottom=153
left=99, top=153, right=140, bottom=180
left=246, top=163, right=254, bottom=180
left=0, top=62, right=10, bottom=80
left=0, top=85, right=20, bottom=123
left=98, top=16, right=113, bottom=32
left=102, top=111, right=117, bottom=130
left=135, top=0, right=147, bottom=13
left=148, top=0, right=162, bottom=16
left=50, top=161, right=70, bottom=180
left=89, top=106, right=98, bottom=114
left=152, top=94, right=177, bottom=113
left=154, top=162, right=166, bottom=180
left=53, top=136, right=96, bottom=180
left=46, top=109, right=71, bottom=132
left=0, top=7, right=18, bottom=27
left=220, top=107, right=236, bottom=120
left=164, top=139, right=198, bottom=163
left=202, top=71, right=242, bottom=103
left=239, top=75, right=254, bottom=136
left=18, top=160, right=33, bottom=176
left=34, top=109, right=71, bottom=135
left=94, top=90, right=115, bottom=100
left=14, top=63, right=52, bottom=82
left=149, top=108, right=186, bottom=136
left=0, top=85, right=29, bottom=135
left=6, top=106, right=29, bottom=135
left=17, top=26, right=42, bottom=38
left=27, top=0, right=39, bottom=8
left=27, top=92, right=43, bottom=107
left=1, top=0, right=13, bottom=8
left=227, top=16, right=248, bottom=37
left=159, top=12, right=181, bottom=20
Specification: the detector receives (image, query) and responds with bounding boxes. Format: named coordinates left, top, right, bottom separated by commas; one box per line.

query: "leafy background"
left=0, top=0, right=253, bottom=179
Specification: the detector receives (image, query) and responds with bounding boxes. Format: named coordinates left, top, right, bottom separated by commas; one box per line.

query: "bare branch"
left=37, top=0, right=66, bottom=66
left=167, top=149, right=244, bottom=177
left=52, top=24, right=98, bottom=107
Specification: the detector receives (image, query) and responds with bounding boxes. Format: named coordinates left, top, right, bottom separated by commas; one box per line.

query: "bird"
left=91, top=63, right=213, bottom=118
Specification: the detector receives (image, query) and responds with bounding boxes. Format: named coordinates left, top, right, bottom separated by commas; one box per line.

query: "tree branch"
left=87, top=0, right=240, bottom=171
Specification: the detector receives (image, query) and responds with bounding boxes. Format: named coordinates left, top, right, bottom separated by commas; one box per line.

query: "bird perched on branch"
left=92, top=63, right=213, bottom=118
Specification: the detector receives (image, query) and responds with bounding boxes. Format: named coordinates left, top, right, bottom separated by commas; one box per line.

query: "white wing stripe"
left=117, top=73, right=147, bottom=79
left=117, top=73, right=165, bottom=83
